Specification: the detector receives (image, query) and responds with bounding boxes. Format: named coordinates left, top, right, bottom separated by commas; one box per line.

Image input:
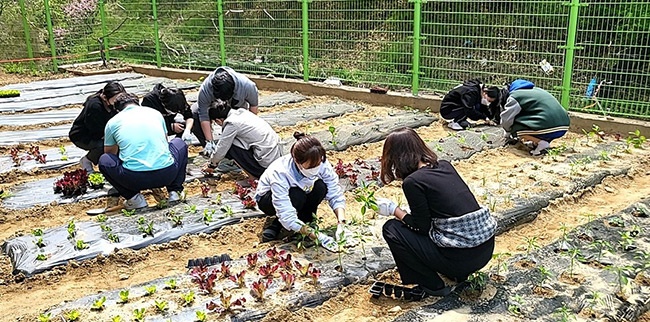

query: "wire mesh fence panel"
left=0, top=1, right=29, bottom=62
left=571, top=1, right=650, bottom=118
left=108, top=0, right=158, bottom=66
left=308, top=0, right=413, bottom=87
left=419, top=0, right=568, bottom=96
left=222, top=0, right=303, bottom=78
left=49, top=0, right=105, bottom=65
left=154, top=0, right=220, bottom=71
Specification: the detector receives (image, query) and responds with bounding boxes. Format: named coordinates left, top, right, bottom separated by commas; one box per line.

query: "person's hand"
left=202, top=140, right=217, bottom=156
left=172, top=122, right=185, bottom=134
left=335, top=223, right=349, bottom=242
left=316, top=232, right=339, bottom=252
left=181, top=130, right=193, bottom=144
left=485, top=118, right=497, bottom=126
left=376, top=198, right=398, bottom=217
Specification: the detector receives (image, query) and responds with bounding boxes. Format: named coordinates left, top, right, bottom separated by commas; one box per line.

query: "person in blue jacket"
left=500, top=79, right=571, bottom=155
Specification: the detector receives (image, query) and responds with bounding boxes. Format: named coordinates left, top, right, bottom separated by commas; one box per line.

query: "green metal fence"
left=2, top=0, right=649, bottom=119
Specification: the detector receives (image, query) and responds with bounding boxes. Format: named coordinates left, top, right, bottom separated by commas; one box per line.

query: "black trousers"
left=225, top=145, right=266, bottom=179
left=440, top=104, right=487, bottom=123
left=191, top=111, right=207, bottom=147
left=382, top=219, right=494, bottom=290
left=257, top=179, right=327, bottom=230
left=71, top=138, right=104, bottom=165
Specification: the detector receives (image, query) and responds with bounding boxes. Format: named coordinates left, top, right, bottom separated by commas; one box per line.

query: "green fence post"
left=18, top=0, right=34, bottom=67
left=152, top=0, right=162, bottom=68
left=217, top=0, right=227, bottom=66
left=43, top=0, right=58, bottom=70
left=99, top=0, right=110, bottom=62
left=301, top=0, right=310, bottom=82
left=559, top=0, right=583, bottom=109
left=410, top=0, right=423, bottom=96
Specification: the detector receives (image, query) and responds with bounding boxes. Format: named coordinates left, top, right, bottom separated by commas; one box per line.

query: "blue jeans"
left=99, top=138, right=188, bottom=199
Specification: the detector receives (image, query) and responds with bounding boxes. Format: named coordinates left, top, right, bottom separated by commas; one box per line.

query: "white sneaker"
left=124, top=193, right=147, bottom=210
left=531, top=140, right=551, bottom=156
left=80, top=156, right=94, bottom=173
left=447, top=122, right=464, bottom=131
left=168, top=191, right=181, bottom=202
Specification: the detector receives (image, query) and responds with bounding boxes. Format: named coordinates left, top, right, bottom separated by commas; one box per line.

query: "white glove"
left=335, top=223, right=349, bottom=242
left=376, top=198, right=398, bottom=217
left=202, top=140, right=217, bottom=156
left=181, top=130, right=193, bottom=144
left=317, top=232, right=339, bottom=253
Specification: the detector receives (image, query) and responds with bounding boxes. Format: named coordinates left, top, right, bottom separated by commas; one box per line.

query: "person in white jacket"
left=201, top=100, right=282, bottom=179
left=254, top=132, right=347, bottom=251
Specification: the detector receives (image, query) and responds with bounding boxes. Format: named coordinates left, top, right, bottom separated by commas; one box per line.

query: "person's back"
left=509, top=87, right=570, bottom=134
left=105, top=101, right=174, bottom=172
left=224, top=108, right=281, bottom=167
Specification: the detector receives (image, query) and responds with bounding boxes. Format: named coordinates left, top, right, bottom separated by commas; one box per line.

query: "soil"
left=2, top=72, right=650, bottom=322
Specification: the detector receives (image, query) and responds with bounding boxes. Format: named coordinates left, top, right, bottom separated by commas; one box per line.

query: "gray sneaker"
left=124, top=193, right=147, bottom=210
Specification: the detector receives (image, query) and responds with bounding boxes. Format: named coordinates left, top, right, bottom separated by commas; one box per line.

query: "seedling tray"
left=186, top=253, right=232, bottom=268
left=368, top=281, right=427, bottom=301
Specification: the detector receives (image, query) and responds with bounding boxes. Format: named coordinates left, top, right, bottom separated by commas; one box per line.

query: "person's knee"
left=98, top=153, right=118, bottom=171
left=313, top=179, right=328, bottom=197
left=382, top=219, right=402, bottom=241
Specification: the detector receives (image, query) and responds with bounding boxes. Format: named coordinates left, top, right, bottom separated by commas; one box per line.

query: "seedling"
left=54, top=169, right=88, bottom=197
left=521, top=236, right=540, bottom=257
left=111, top=316, right=122, bottom=322
left=294, top=261, right=313, bottom=277
left=258, top=263, right=279, bottom=278
left=308, top=267, right=321, bottom=284
left=0, top=190, right=12, bottom=199
left=59, top=145, right=68, bottom=161
left=277, top=253, right=294, bottom=271
left=137, top=220, right=155, bottom=237
left=182, top=290, right=195, bottom=306
left=229, top=270, right=247, bottom=288
left=491, top=252, right=511, bottom=276
left=64, top=310, right=80, bottom=321
left=335, top=233, right=347, bottom=270
left=221, top=205, right=234, bottom=217
left=155, top=300, right=168, bottom=312
left=508, top=294, right=526, bottom=317
left=185, top=204, right=198, bottom=214
left=266, top=247, right=287, bottom=262
left=91, top=296, right=106, bottom=311
left=467, top=271, right=488, bottom=292
left=563, top=248, right=582, bottom=276
left=480, top=132, right=489, bottom=142
left=585, top=291, right=604, bottom=315
left=156, top=199, right=169, bottom=209
left=201, top=182, right=210, bottom=198
left=118, top=290, right=129, bottom=303
left=626, top=129, right=646, bottom=149
left=219, top=261, right=231, bottom=278
left=434, top=143, right=444, bottom=152
left=250, top=278, right=272, bottom=301
left=165, top=279, right=177, bottom=290
left=242, top=196, right=257, bottom=209
left=608, top=216, right=625, bottom=227
left=630, top=224, right=642, bottom=237
left=604, top=264, right=633, bottom=294
left=619, top=231, right=636, bottom=251
left=195, top=310, right=207, bottom=322
left=67, top=220, right=76, bottom=239
left=211, top=193, right=222, bottom=205
left=635, top=251, right=650, bottom=270
left=121, top=209, right=136, bottom=217
left=535, top=265, right=553, bottom=287
left=96, top=214, right=108, bottom=223
left=36, top=254, right=47, bottom=261
left=190, top=265, right=218, bottom=294
left=34, top=237, right=45, bottom=248
left=328, top=124, right=339, bottom=148
left=107, top=233, right=120, bottom=243
left=599, top=150, right=611, bottom=161
left=457, top=135, right=467, bottom=145
left=100, top=224, right=112, bottom=232
left=559, top=222, right=572, bottom=243
left=133, top=308, right=146, bottom=322
left=353, top=181, right=378, bottom=221
left=170, top=213, right=184, bottom=227
left=280, top=272, right=296, bottom=290
left=554, top=303, right=577, bottom=321
left=144, top=285, right=157, bottom=296
left=88, top=173, right=105, bottom=189
left=202, top=209, right=214, bottom=224
left=246, top=253, right=259, bottom=269
left=32, top=228, right=44, bottom=236
left=353, top=231, right=369, bottom=259
left=38, top=313, right=51, bottom=322
left=74, top=240, right=88, bottom=250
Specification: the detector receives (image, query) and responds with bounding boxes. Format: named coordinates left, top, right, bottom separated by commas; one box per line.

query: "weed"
left=91, top=296, right=106, bottom=311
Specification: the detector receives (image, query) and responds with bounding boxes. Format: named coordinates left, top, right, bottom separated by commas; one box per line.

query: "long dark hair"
left=160, top=86, right=189, bottom=113
left=86, top=81, right=125, bottom=105
left=291, top=132, right=326, bottom=168
left=380, top=127, right=438, bottom=184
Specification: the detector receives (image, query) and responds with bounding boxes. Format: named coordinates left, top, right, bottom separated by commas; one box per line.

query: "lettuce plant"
left=38, top=313, right=51, bottom=322
left=201, top=183, right=210, bottom=198
left=206, top=292, right=246, bottom=314
left=88, top=173, right=105, bottom=189
left=133, top=308, right=145, bottom=322
left=36, top=254, right=47, bottom=261
left=54, top=169, right=88, bottom=197
left=154, top=300, right=168, bottom=312
left=190, top=265, right=218, bottom=294
left=64, top=310, right=80, bottom=322
left=34, top=237, right=45, bottom=248
left=246, top=253, right=259, bottom=269
left=144, top=285, right=156, bottom=296
left=280, top=272, right=296, bottom=290
left=164, top=279, right=177, bottom=290
left=293, top=261, right=313, bottom=277
left=74, top=240, right=88, bottom=250
left=91, top=296, right=106, bottom=311
left=182, top=290, right=195, bottom=306
left=242, top=196, right=257, bottom=209
left=250, top=278, right=272, bottom=301
left=219, top=261, right=231, bottom=278
left=277, top=253, right=293, bottom=271
left=32, top=228, right=44, bottom=236
left=258, top=263, right=279, bottom=278
left=118, top=290, right=129, bottom=303
left=265, top=247, right=287, bottom=262
left=229, top=270, right=246, bottom=288
left=308, top=267, right=321, bottom=284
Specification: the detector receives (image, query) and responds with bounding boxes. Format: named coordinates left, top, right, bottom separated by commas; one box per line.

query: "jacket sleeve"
left=400, top=178, right=433, bottom=234
left=84, top=100, right=108, bottom=140
left=245, top=82, right=259, bottom=107
left=459, top=86, right=481, bottom=110
left=209, top=121, right=237, bottom=165
left=197, top=74, right=214, bottom=122
left=500, top=96, right=522, bottom=132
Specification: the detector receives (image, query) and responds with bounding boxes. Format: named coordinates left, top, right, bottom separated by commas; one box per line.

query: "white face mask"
left=299, top=165, right=320, bottom=178
left=481, top=98, right=490, bottom=106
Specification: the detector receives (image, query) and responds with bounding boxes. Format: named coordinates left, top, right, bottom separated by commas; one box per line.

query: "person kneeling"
left=201, top=100, right=282, bottom=180
left=99, top=93, right=188, bottom=210
left=376, top=128, right=496, bottom=296
left=254, top=132, right=347, bottom=251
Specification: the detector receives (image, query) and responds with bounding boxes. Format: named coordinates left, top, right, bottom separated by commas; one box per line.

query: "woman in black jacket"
left=376, top=127, right=496, bottom=296
left=141, top=83, right=193, bottom=142
left=68, top=81, right=125, bottom=173
left=440, top=79, right=502, bottom=130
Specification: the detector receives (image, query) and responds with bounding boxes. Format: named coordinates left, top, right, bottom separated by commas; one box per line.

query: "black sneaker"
left=458, top=120, right=470, bottom=129
left=262, top=219, right=282, bottom=242
left=417, top=285, right=452, bottom=297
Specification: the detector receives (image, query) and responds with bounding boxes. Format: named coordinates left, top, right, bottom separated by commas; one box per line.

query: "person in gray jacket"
left=195, top=66, right=259, bottom=153
left=201, top=100, right=282, bottom=179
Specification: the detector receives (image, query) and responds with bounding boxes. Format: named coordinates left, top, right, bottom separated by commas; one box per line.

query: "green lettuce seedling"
left=133, top=308, right=146, bottom=322
left=195, top=311, right=207, bottom=322
left=182, top=290, right=195, bottom=306
left=155, top=300, right=168, bottom=312
left=74, top=240, right=88, bottom=250
left=36, top=254, right=47, bottom=261
left=37, top=313, right=51, bottom=322
left=91, top=296, right=106, bottom=311
left=32, top=228, right=44, bottom=236
left=64, top=310, right=80, bottom=321
left=118, top=290, right=129, bottom=303
left=144, top=285, right=156, bottom=296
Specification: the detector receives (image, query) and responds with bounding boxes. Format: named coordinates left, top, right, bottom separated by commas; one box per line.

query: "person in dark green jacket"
left=500, top=79, right=570, bottom=155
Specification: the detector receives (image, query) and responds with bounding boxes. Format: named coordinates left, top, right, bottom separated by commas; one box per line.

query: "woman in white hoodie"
left=255, top=132, right=346, bottom=251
